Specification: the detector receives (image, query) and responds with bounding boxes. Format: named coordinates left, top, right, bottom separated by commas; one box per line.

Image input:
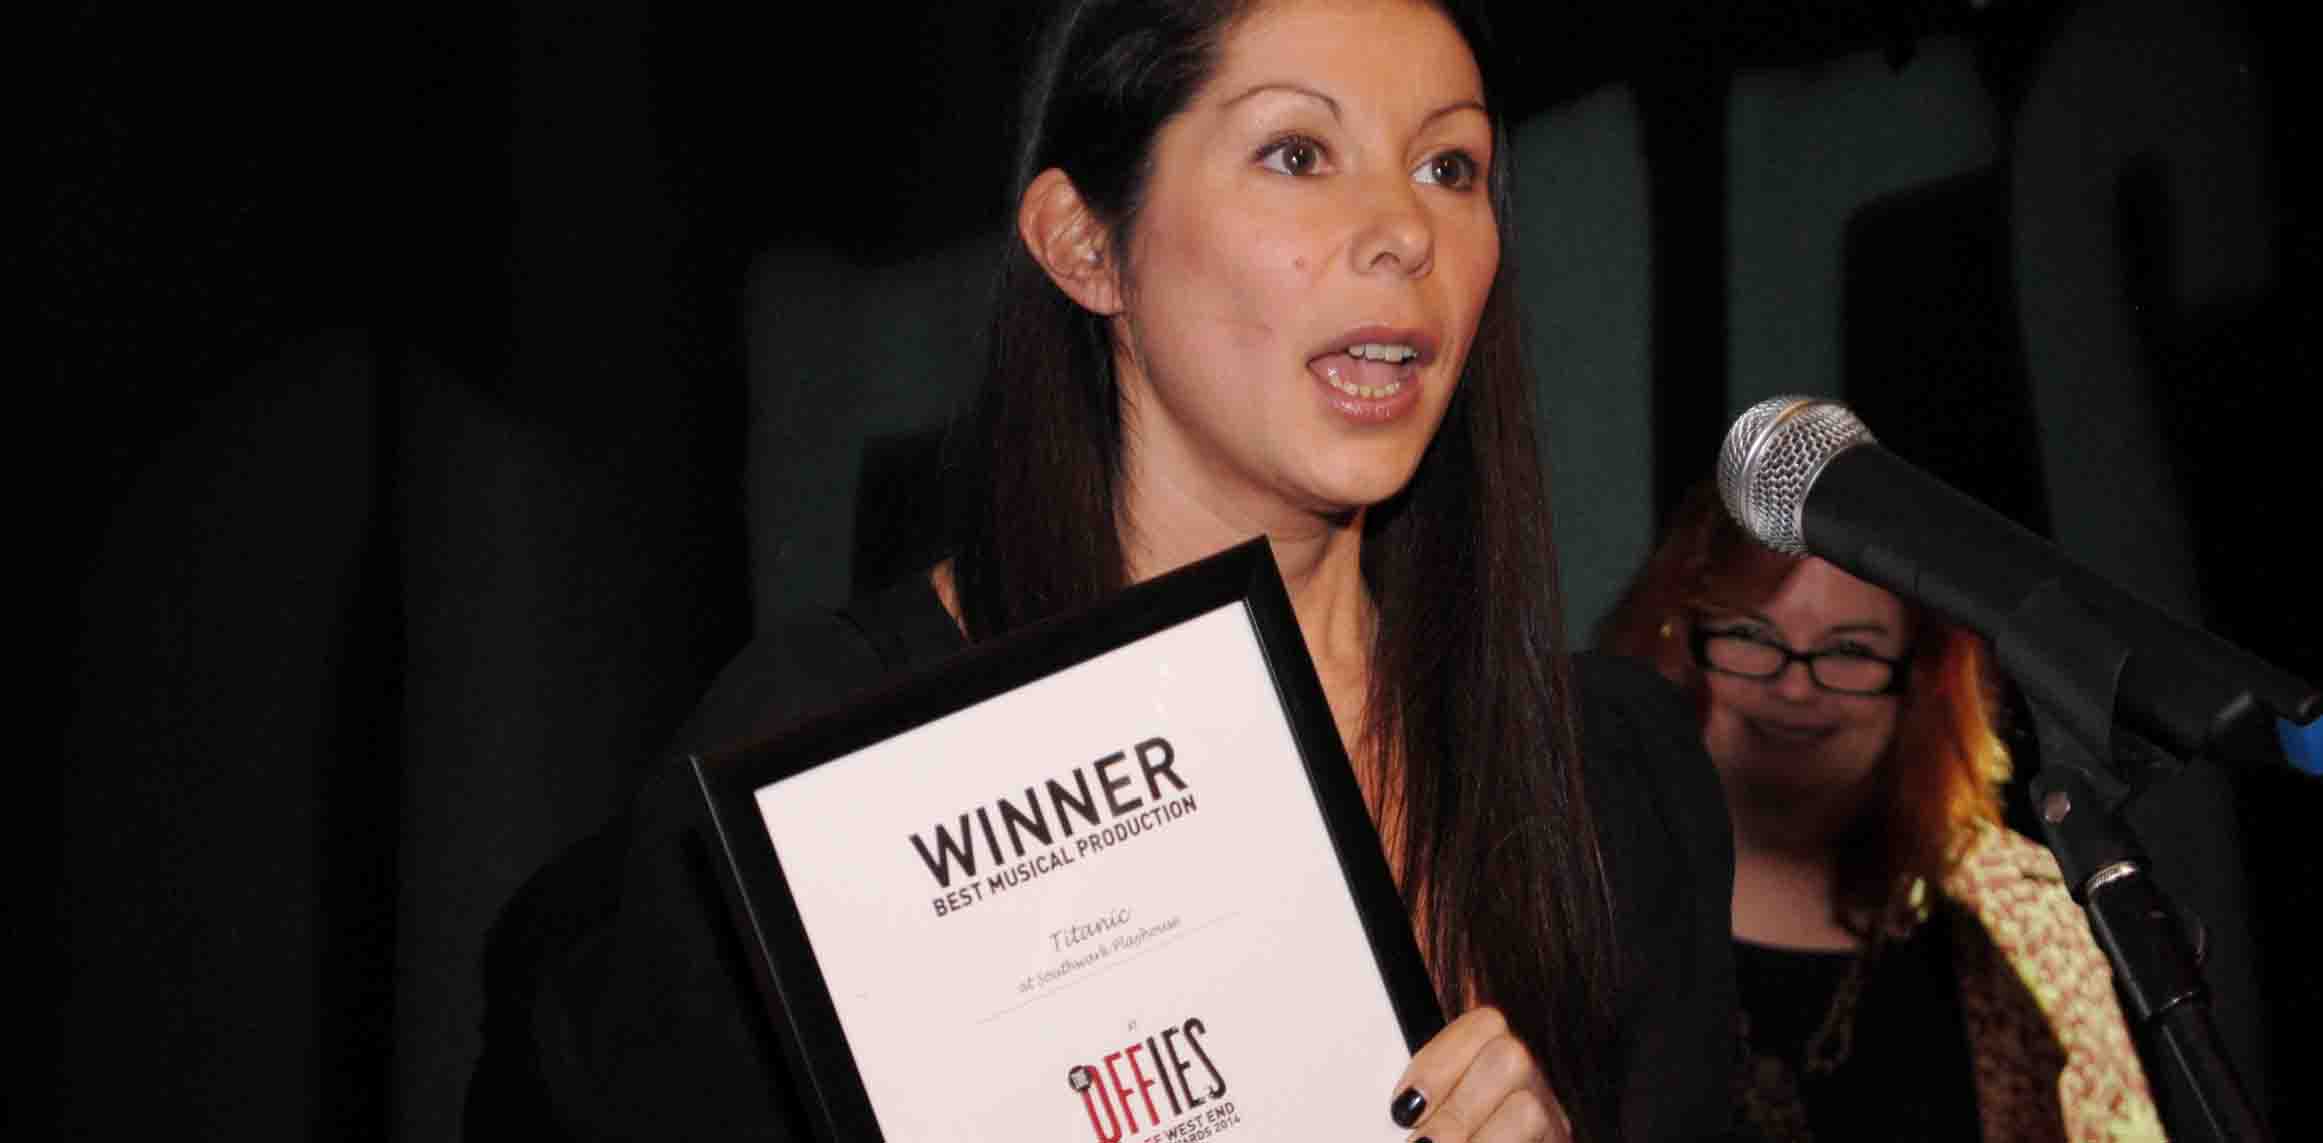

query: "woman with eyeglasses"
left=1599, top=479, right=2161, bottom=1143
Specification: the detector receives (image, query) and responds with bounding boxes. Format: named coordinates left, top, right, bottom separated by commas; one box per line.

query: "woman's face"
left=1108, top=0, right=1497, bottom=527
left=1696, top=558, right=1910, bottom=816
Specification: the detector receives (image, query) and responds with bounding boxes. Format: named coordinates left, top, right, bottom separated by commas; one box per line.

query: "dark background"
left=52, top=0, right=2320, bottom=1138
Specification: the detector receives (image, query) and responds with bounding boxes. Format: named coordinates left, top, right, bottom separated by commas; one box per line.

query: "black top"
left=467, top=579, right=1741, bottom=1142
left=1731, top=911, right=1981, bottom=1143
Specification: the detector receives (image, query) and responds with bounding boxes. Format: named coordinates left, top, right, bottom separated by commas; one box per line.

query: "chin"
left=1717, top=765, right=1848, bottom=820
left=1317, top=430, right=1442, bottom=494
left=1302, top=459, right=1429, bottom=515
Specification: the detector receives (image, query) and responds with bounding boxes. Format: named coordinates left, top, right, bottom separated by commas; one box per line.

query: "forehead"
left=1760, top=558, right=1905, bottom=628
left=1209, top=0, right=1482, bottom=108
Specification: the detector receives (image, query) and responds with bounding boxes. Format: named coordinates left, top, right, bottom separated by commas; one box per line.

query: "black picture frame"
left=691, top=537, right=1443, bottom=1141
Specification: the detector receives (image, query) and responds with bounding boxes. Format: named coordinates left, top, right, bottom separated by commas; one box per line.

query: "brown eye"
left=1259, top=136, right=1325, bottom=176
left=1415, top=151, right=1479, bottom=189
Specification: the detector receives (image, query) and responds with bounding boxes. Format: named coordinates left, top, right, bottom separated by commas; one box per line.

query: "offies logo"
left=1065, top=1017, right=1238, bottom=1142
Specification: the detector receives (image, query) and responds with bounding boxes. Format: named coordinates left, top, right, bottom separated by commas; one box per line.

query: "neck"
left=1120, top=490, right=1373, bottom=683
left=1114, top=448, right=1378, bottom=788
left=1725, top=794, right=1862, bottom=951
left=1114, top=427, right=1375, bottom=685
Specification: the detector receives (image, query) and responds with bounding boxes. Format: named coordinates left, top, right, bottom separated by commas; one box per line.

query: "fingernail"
left=1390, top=1086, right=1427, bottom=1127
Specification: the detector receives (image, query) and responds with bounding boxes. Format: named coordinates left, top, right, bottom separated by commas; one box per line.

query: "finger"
left=1469, top=1084, right=1571, bottom=1143
left=1423, top=1031, right=1544, bottom=1142
left=1388, top=1007, right=1512, bottom=1130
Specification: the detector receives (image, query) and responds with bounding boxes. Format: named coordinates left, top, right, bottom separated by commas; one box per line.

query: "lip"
left=1311, top=324, right=1441, bottom=365
left=1745, top=717, right=1836, bottom=745
left=1306, top=324, right=1439, bottom=423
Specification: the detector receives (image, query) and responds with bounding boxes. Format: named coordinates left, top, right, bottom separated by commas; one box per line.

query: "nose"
left=1350, top=175, right=1434, bottom=279
left=1769, top=658, right=1820, bottom=702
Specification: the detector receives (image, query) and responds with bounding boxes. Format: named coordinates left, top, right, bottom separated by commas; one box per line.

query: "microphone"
left=1716, top=395, right=2319, bottom=769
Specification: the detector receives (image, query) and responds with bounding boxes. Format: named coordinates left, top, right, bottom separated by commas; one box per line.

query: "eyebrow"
left=1219, top=82, right=1488, bottom=129
left=1222, top=82, right=1340, bottom=118
left=1704, top=611, right=1895, bottom=639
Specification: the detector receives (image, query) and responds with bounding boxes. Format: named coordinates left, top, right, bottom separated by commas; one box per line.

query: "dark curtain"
left=53, top=1, right=2321, bottom=1139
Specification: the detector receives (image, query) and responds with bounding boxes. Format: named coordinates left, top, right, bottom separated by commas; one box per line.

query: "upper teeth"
left=1346, top=343, right=1417, bottom=363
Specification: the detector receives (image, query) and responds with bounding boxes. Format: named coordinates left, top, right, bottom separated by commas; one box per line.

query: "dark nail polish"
left=1390, top=1087, right=1427, bottom=1127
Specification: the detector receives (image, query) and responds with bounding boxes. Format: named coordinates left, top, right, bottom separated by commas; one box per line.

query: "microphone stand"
left=1999, top=581, right=2267, bottom=1143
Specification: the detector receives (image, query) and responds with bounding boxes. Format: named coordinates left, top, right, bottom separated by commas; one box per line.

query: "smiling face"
left=1104, top=0, right=1499, bottom=533
left=1696, top=558, right=1910, bottom=831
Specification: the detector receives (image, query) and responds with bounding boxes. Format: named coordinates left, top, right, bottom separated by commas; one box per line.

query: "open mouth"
left=1306, top=328, right=1437, bottom=421
left=1315, top=342, right=1420, bottom=399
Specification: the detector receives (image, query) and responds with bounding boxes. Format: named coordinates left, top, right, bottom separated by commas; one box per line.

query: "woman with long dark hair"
left=469, top=3, right=1738, bottom=1140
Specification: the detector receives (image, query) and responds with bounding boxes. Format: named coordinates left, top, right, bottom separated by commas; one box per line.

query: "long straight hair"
left=947, top=2, right=1620, bottom=1135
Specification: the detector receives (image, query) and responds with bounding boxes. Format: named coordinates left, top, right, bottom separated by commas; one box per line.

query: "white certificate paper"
left=751, top=601, right=1418, bottom=1143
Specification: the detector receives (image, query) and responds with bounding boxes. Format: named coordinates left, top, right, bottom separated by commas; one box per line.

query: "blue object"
left=2282, top=717, right=2323, bottom=777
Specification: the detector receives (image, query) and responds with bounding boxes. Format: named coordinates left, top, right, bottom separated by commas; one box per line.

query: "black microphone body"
left=1725, top=398, right=2318, bottom=769
left=1811, top=445, right=2241, bottom=761
left=1727, top=398, right=2302, bottom=1143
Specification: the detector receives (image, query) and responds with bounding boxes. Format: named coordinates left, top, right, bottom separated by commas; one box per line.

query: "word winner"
left=910, top=735, right=1201, bottom=917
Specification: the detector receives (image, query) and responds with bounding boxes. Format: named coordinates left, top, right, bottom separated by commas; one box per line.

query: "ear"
left=1017, top=167, right=1124, bottom=315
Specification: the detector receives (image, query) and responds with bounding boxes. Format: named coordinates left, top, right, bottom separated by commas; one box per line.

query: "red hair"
left=1599, top=480, right=2011, bottom=928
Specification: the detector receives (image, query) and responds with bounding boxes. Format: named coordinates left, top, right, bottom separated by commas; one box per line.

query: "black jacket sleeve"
left=1570, top=652, right=1742, bottom=1143
left=467, top=609, right=893, bottom=1141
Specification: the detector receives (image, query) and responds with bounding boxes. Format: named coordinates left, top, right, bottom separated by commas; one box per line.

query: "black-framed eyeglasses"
left=1687, top=625, right=1909, bottom=696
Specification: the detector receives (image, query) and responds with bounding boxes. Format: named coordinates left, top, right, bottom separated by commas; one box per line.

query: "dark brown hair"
left=946, top=1, right=1622, bottom=1136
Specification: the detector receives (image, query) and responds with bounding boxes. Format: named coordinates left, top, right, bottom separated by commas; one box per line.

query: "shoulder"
left=1959, top=819, right=2063, bottom=876
left=1565, top=650, right=1727, bottom=857
left=1938, top=826, right=2110, bottom=1048
left=1564, top=652, right=1742, bottom=1142
left=668, top=575, right=963, bottom=760
left=1939, top=822, right=2090, bottom=943
left=1940, top=825, right=2163, bottom=1138
left=663, top=608, right=879, bottom=760
left=1568, top=649, right=1697, bottom=744
left=1941, top=822, right=2067, bottom=907
left=470, top=579, right=958, bottom=1140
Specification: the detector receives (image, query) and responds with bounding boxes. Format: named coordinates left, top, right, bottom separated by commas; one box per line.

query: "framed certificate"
left=692, top=538, right=1442, bottom=1142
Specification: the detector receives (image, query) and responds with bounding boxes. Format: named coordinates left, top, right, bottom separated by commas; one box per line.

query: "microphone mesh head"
left=1715, top=397, right=1875, bottom=555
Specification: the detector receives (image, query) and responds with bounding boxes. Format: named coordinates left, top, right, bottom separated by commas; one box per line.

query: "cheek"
left=1467, top=215, right=1503, bottom=276
left=1698, top=681, right=1751, bottom=767
left=1846, top=707, right=1901, bottom=768
left=1231, top=219, right=1324, bottom=346
left=1141, top=196, right=1310, bottom=355
left=1442, top=212, right=1500, bottom=322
